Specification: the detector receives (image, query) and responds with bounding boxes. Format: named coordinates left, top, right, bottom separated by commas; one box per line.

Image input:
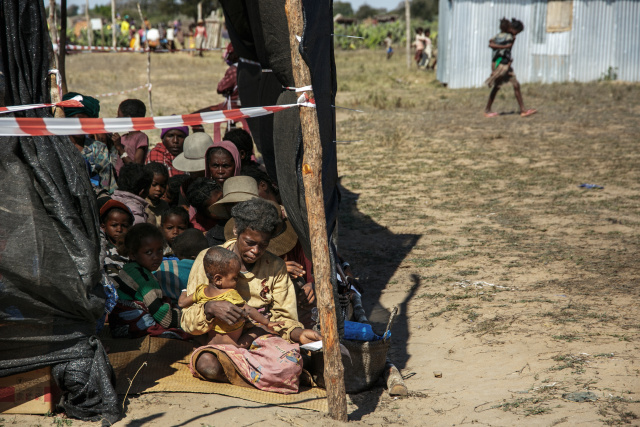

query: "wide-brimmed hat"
left=208, top=176, right=259, bottom=219
left=173, top=133, right=213, bottom=172
left=224, top=214, right=298, bottom=257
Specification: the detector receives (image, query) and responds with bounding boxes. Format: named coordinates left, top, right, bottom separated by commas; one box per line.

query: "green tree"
left=395, top=0, right=438, bottom=21
left=67, top=4, right=79, bottom=17
left=179, top=0, right=220, bottom=22
left=355, top=5, right=385, bottom=20
left=334, top=1, right=354, bottom=17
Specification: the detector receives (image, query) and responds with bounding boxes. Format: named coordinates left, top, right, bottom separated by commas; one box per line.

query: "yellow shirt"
left=181, top=239, right=303, bottom=341
left=194, top=286, right=246, bottom=334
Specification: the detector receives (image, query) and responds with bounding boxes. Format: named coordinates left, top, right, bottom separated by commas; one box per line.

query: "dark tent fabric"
left=221, top=0, right=344, bottom=332
left=0, top=0, right=119, bottom=423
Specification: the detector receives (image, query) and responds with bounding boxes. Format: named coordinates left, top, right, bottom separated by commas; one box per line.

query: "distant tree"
left=180, top=0, right=220, bottom=22
left=67, top=4, right=79, bottom=17
left=355, top=4, right=385, bottom=20
left=334, top=1, right=354, bottom=17
left=394, top=0, right=438, bottom=21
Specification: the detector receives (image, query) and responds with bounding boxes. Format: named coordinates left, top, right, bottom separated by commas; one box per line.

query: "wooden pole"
left=284, top=0, right=347, bottom=422
left=405, top=0, right=411, bottom=69
left=111, top=0, right=116, bottom=49
left=85, top=0, right=92, bottom=49
left=137, top=3, right=153, bottom=116
left=48, top=0, right=59, bottom=69
left=59, top=0, right=67, bottom=94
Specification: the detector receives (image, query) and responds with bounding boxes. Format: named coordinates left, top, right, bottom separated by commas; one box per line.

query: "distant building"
left=437, top=0, right=640, bottom=88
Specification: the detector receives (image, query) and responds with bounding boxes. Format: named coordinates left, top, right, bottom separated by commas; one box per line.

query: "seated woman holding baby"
left=181, top=198, right=321, bottom=393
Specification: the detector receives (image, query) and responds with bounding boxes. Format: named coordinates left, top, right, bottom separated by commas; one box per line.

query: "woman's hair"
left=144, top=162, right=169, bottom=180
left=499, top=18, right=511, bottom=32
left=118, top=99, right=146, bottom=118
left=510, top=18, right=524, bottom=33
left=207, top=146, right=234, bottom=164
left=186, top=177, right=222, bottom=213
left=223, top=129, right=254, bottom=159
left=124, top=223, right=163, bottom=255
left=165, top=175, right=190, bottom=207
left=240, top=165, right=279, bottom=199
left=203, top=246, right=240, bottom=280
left=117, top=163, right=153, bottom=195
left=161, top=206, right=190, bottom=225
left=231, top=198, right=281, bottom=237
left=173, top=228, right=209, bottom=259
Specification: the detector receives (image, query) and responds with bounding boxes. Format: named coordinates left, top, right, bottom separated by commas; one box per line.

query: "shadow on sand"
left=337, top=180, right=421, bottom=372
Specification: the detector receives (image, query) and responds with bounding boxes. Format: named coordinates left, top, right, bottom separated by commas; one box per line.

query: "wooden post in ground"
left=284, top=0, right=347, bottom=422
left=85, top=0, right=92, bottom=49
left=48, top=0, right=59, bottom=67
left=59, top=0, right=67, bottom=94
left=137, top=3, right=153, bottom=116
left=111, top=0, right=116, bottom=49
left=405, top=0, right=411, bottom=69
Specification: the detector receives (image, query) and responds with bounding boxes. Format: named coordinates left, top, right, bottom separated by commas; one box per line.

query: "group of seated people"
left=65, top=94, right=357, bottom=393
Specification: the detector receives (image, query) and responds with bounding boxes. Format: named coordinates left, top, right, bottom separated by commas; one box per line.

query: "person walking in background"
left=384, top=32, right=394, bottom=60
left=412, top=27, right=425, bottom=68
left=484, top=18, right=536, bottom=118
left=421, top=28, right=433, bottom=69
left=194, top=20, right=207, bottom=57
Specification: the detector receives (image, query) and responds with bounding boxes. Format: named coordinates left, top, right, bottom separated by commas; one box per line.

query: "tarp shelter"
left=0, top=0, right=340, bottom=422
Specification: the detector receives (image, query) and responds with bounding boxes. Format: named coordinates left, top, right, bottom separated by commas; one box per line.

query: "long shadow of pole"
left=337, top=182, right=421, bottom=371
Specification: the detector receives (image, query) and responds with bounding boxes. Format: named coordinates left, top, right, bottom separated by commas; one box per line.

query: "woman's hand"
left=291, top=327, right=322, bottom=344
left=203, top=300, right=245, bottom=325
left=301, top=283, right=315, bottom=305
left=285, top=261, right=306, bottom=279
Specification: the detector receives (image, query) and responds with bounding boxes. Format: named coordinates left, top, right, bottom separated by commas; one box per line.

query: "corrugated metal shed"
left=437, top=0, right=640, bottom=88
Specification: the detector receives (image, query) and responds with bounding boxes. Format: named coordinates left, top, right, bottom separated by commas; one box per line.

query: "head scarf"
left=62, top=92, right=100, bottom=118
left=205, top=140, right=242, bottom=179
left=161, top=126, right=189, bottom=139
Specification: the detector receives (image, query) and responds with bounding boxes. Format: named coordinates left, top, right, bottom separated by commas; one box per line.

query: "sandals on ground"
left=484, top=111, right=499, bottom=118
left=520, top=109, right=537, bottom=117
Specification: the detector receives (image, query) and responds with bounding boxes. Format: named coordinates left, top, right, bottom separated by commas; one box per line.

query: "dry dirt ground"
left=5, top=49, right=640, bottom=426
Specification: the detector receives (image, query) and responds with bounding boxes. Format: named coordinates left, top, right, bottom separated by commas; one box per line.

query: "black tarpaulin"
left=0, top=0, right=119, bottom=422
left=221, top=0, right=343, bottom=334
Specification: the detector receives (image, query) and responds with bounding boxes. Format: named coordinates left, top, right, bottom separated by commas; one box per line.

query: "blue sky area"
left=58, top=0, right=398, bottom=13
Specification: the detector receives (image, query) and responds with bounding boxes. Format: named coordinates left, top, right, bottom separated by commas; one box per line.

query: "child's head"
left=172, top=228, right=209, bottom=260
left=99, top=199, right=134, bottom=245
left=144, top=162, right=169, bottom=203
left=416, top=27, right=423, bottom=35
left=425, top=28, right=431, bottom=36
left=223, top=129, right=254, bottom=166
left=117, top=99, right=146, bottom=118
left=117, top=163, right=154, bottom=198
left=499, top=17, right=511, bottom=33
left=510, top=18, right=524, bottom=35
left=124, top=223, right=164, bottom=272
left=186, top=177, right=223, bottom=218
left=203, top=246, right=241, bottom=290
left=387, top=31, right=392, bottom=38
left=162, top=174, right=190, bottom=207
left=240, top=165, right=280, bottom=204
left=161, top=206, right=190, bottom=246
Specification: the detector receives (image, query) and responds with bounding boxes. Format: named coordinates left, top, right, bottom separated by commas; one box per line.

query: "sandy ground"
left=5, top=49, right=640, bottom=426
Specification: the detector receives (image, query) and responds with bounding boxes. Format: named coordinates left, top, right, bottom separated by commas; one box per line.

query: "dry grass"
left=57, top=48, right=640, bottom=426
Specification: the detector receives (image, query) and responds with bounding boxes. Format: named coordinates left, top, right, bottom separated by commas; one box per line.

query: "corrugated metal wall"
left=437, top=0, right=640, bottom=88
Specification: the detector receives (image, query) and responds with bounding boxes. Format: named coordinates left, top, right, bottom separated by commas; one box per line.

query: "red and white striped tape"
left=65, top=44, right=223, bottom=53
left=0, top=96, right=84, bottom=115
left=93, top=83, right=151, bottom=98
left=0, top=102, right=315, bottom=137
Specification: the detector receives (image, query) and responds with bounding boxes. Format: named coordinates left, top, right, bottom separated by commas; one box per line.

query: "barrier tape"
left=284, top=85, right=313, bottom=92
left=93, top=83, right=151, bottom=98
left=0, top=100, right=315, bottom=136
left=0, top=96, right=83, bottom=115
left=65, top=44, right=223, bottom=53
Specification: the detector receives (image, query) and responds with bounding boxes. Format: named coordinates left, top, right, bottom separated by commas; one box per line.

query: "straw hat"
left=224, top=215, right=299, bottom=257
left=208, top=176, right=259, bottom=219
left=172, top=133, right=213, bottom=172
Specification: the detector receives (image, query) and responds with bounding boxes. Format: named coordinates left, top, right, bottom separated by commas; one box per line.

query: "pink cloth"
left=115, top=131, right=149, bottom=174
left=189, top=335, right=302, bottom=394
left=112, top=190, right=149, bottom=225
left=204, top=140, right=242, bottom=178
